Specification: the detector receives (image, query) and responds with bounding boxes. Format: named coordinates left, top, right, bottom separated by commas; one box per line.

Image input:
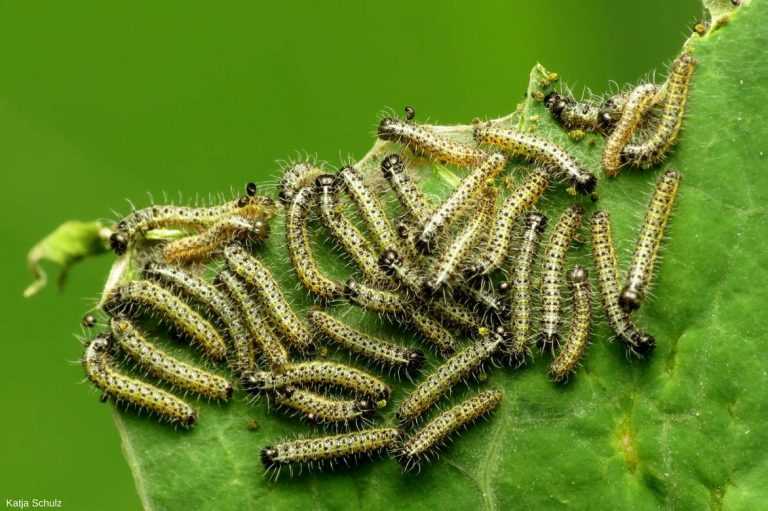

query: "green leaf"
left=51, top=1, right=768, bottom=509
left=24, top=221, right=110, bottom=297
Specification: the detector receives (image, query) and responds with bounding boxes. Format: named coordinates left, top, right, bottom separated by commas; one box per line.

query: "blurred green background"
left=0, top=1, right=699, bottom=509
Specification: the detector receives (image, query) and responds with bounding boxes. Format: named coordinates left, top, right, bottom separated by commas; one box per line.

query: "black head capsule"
left=109, top=232, right=128, bottom=255
left=246, top=182, right=258, bottom=197
left=407, top=350, right=426, bottom=373
left=569, top=266, right=589, bottom=284
left=314, top=173, right=337, bottom=192
left=81, top=314, right=97, bottom=328
left=261, top=447, right=278, bottom=470
left=355, top=398, right=377, bottom=418
left=396, top=222, right=411, bottom=240
left=574, top=174, right=598, bottom=195
left=544, top=92, right=568, bottom=121
left=378, top=249, right=402, bottom=275
left=380, top=154, right=404, bottom=179
left=377, top=117, right=399, bottom=141
left=618, top=286, right=643, bottom=313
left=632, top=333, right=657, bottom=357
left=343, top=278, right=360, bottom=298
left=497, top=281, right=511, bottom=294
left=404, top=105, right=416, bottom=121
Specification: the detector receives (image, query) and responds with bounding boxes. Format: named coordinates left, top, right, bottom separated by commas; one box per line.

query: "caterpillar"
left=377, top=115, right=488, bottom=168
left=425, top=186, right=497, bottom=293
left=286, top=186, right=344, bottom=301
left=103, top=280, right=228, bottom=361
left=338, top=165, right=400, bottom=252
left=143, top=262, right=254, bottom=373
left=260, top=427, right=402, bottom=478
left=215, top=270, right=290, bottom=372
left=466, top=167, right=549, bottom=277
left=406, top=306, right=458, bottom=358
left=242, top=361, right=391, bottom=402
left=224, top=244, right=315, bottom=354
left=590, top=211, right=655, bottom=356
left=620, top=169, right=681, bottom=312
left=278, top=161, right=324, bottom=204
left=544, top=92, right=602, bottom=132
left=109, top=317, right=233, bottom=400
left=539, top=204, right=584, bottom=351
left=161, top=215, right=268, bottom=265
left=601, top=83, right=660, bottom=176
left=395, top=333, right=502, bottom=424
left=315, top=174, right=390, bottom=286
left=549, top=266, right=592, bottom=383
left=109, top=182, right=275, bottom=255
left=344, top=279, right=405, bottom=315
left=397, top=389, right=502, bottom=471
left=307, top=309, right=425, bottom=373
left=503, top=212, right=548, bottom=361
left=83, top=335, right=197, bottom=427
left=380, top=153, right=432, bottom=224
left=622, top=53, right=697, bottom=168
left=473, top=126, right=596, bottom=195
left=415, top=152, right=507, bottom=254
left=270, top=386, right=376, bottom=427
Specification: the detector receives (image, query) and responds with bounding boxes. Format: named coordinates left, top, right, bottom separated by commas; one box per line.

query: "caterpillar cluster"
left=72, top=49, right=691, bottom=479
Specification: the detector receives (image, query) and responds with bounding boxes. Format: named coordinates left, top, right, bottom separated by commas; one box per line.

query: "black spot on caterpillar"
left=143, top=262, right=254, bottom=374
left=83, top=335, right=197, bottom=427
left=109, top=182, right=274, bottom=255
left=260, top=427, right=402, bottom=478
left=161, top=215, right=268, bottom=265
left=242, top=361, right=391, bottom=402
left=216, top=269, right=290, bottom=372
left=338, top=165, right=400, bottom=252
left=503, top=212, right=548, bottom=362
left=620, top=169, right=682, bottom=313
left=396, top=333, right=502, bottom=424
left=224, top=244, right=314, bottom=354
left=315, top=174, right=390, bottom=286
left=103, top=280, right=228, bottom=361
left=415, top=152, right=507, bottom=254
left=467, top=166, right=549, bottom=278
left=270, top=385, right=376, bottom=427
left=397, top=389, right=502, bottom=471
left=602, top=83, right=659, bottom=176
left=307, top=309, right=425, bottom=374
left=378, top=116, right=488, bottom=167
left=110, top=317, right=232, bottom=400
left=549, top=266, right=592, bottom=383
left=539, top=204, right=584, bottom=351
left=590, top=211, right=655, bottom=356
left=473, top=126, right=596, bottom=195
left=622, top=53, right=697, bottom=168
left=286, top=186, right=344, bottom=301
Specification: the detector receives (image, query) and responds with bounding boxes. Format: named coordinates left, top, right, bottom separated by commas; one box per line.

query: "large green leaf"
left=29, top=1, right=768, bottom=509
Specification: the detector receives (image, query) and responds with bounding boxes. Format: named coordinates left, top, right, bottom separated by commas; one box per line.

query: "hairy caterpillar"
left=83, top=335, right=197, bottom=427
left=602, top=83, right=660, bottom=176
left=377, top=115, right=488, bottom=167
left=397, top=389, right=502, bottom=471
left=590, top=211, right=655, bottom=356
left=278, top=162, right=324, bottom=204
left=109, top=182, right=274, bottom=255
left=315, top=174, right=390, bottom=286
left=473, top=126, right=596, bottom=195
left=103, top=280, right=228, bottom=361
left=622, top=53, right=697, bottom=168
left=380, top=153, right=432, bottom=224
left=395, top=333, right=502, bottom=424
left=467, top=167, right=549, bottom=277
left=143, top=262, right=254, bottom=373
left=544, top=92, right=602, bottom=132
left=344, top=279, right=404, bottom=315
left=224, top=244, right=314, bottom=354
left=620, top=169, right=682, bottom=312
left=286, top=186, right=344, bottom=301
left=406, top=307, right=458, bottom=358
left=243, top=361, right=391, bottom=402
left=549, top=266, right=592, bottom=383
left=415, top=152, right=507, bottom=254
left=307, top=309, right=425, bottom=373
left=337, top=165, right=400, bottom=252
left=540, top=204, right=584, bottom=350
left=503, top=212, right=548, bottom=361
left=215, top=270, right=290, bottom=372
left=161, top=215, right=268, bottom=265
left=425, top=186, right=497, bottom=294
left=270, top=386, right=376, bottom=427
left=260, top=427, right=402, bottom=477
left=110, top=317, right=232, bottom=400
